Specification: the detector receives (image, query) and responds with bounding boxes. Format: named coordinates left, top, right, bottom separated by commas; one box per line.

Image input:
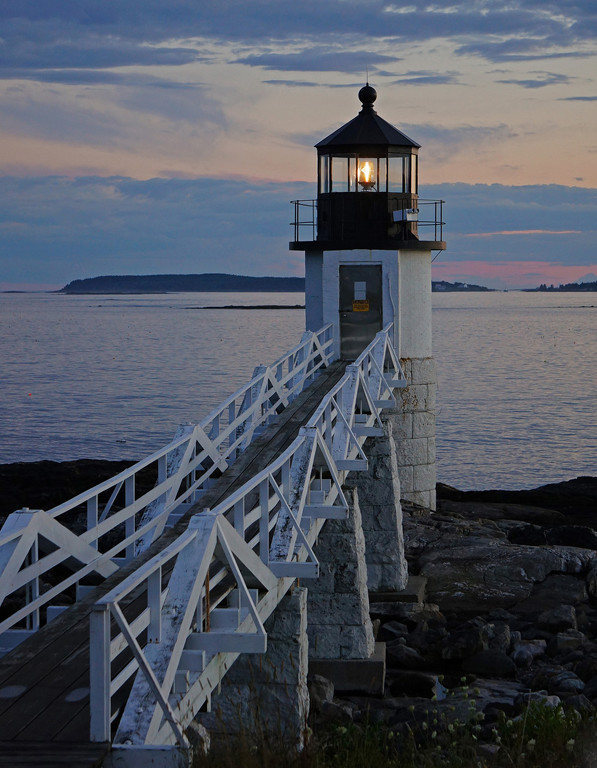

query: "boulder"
left=487, top=621, right=511, bottom=653
left=386, top=642, right=427, bottom=670
left=547, top=670, right=585, bottom=697
left=511, top=639, right=547, bottom=668
left=387, top=671, right=441, bottom=698
left=377, top=620, right=409, bottom=642
left=546, top=526, right=597, bottom=549
left=441, top=618, right=490, bottom=660
left=320, top=700, right=354, bottom=724
left=417, top=535, right=594, bottom=613
left=538, top=604, right=577, bottom=632
left=547, top=629, right=586, bottom=656
left=461, top=650, right=516, bottom=677
left=573, top=656, right=597, bottom=682
left=308, top=674, right=334, bottom=714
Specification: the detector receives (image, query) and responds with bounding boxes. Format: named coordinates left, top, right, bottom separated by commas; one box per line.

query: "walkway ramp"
left=0, top=322, right=406, bottom=763
left=0, top=362, right=347, bottom=759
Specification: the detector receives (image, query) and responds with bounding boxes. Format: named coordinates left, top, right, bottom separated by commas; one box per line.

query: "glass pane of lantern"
left=404, top=155, right=411, bottom=192
left=349, top=156, right=357, bottom=192
left=413, top=154, right=418, bottom=194
left=388, top=156, right=404, bottom=192
left=319, top=155, right=330, bottom=194
left=331, top=156, right=349, bottom=192
left=378, top=157, right=387, bottom=192
left=357, top=157, right=377, bottom=191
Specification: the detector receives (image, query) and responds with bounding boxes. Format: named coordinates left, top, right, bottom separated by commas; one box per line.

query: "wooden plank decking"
left=0, top=362, right=346, bottom=765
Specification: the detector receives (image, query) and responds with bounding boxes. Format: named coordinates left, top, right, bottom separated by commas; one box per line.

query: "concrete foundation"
left=351, top=419, right=408, bottom=591
left=197, top=587, right=309, bottom=749
left=303, top=487, right=375, bottom=660
left=309, top=642, right=386, bottom=695
left=389, top=357, right=436, bottom=510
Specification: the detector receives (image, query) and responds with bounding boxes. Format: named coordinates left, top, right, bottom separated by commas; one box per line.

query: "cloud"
left=560, top=95, right=597, bottom=101
left=0, top=76, right=225, bottom=149
left=431, top=260, right=597, bottom=290
left=463, top=229, right=581, bottom=237
left=496, top=72, right=573, bottom=88
left=0, top=176, right=312, bottom=285
left=455, top=41, right=590, bottom=64
left=0, top=34, right=201, bottom=71
left=391, top=71, right=460, bottom=86
left=0, top=69, right=207, bottom=88
left=234, top=51, right=401, bottom=74
left=1, top=177, right=596, bottom=290
left=263, top=80, right=321, bottom=88
left=1, top=0, right=594, bottom=80
left=400, top=124, right=517, bottom=162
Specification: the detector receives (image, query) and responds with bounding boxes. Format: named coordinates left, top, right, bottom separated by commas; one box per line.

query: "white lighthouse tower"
left=290, top=84, right=445, bottom=509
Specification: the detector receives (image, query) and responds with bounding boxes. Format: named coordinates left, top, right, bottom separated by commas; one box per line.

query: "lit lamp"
left=358, top=160, right=376, bottom=191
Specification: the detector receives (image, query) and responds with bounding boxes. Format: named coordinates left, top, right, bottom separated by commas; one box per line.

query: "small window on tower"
left=354, top=282, right=367, bottom=300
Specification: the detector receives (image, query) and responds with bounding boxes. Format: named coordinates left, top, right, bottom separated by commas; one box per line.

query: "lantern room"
left=291, top=84, right=444, bottom=251
left=316, top=84, right=420, bottom=245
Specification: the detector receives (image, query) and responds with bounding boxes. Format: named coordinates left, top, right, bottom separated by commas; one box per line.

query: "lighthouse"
left=290, top=84, right=446, bottom=509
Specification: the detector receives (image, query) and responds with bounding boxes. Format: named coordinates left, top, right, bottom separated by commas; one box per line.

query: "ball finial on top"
left=358, top=83, right=377, bottom=108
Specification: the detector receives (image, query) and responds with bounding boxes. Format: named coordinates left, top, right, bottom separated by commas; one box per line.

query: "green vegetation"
left=531, top=280, right=597, bottom=292
left=194, top=700, right=596, bottom=768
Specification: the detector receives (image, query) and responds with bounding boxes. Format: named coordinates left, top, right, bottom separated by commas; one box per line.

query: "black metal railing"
left=290, top=199, right=317, bottom=242
left=290, top=198, right=444, bottom=243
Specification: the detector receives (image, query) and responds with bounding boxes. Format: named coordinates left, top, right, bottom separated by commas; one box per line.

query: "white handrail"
left=89, top=324, right=405, bottom=746
left=0, top=324, right=334, bottom=650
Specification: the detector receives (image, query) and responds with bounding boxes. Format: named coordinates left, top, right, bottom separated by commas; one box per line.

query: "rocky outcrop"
left=0, top=459, right=138, bottom=519
left=309, top=477, right=597, bottom=740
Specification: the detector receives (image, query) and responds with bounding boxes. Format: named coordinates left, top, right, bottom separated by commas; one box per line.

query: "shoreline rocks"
left=312, top=477, right=597, bottom=738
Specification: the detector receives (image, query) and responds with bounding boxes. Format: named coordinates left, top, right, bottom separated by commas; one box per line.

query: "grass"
left=193, top=700, right=597, bottom=768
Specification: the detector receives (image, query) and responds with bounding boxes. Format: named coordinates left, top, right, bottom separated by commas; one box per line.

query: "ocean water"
left=433, top=291, right=597, bottom=489
left=1, top=290, right=595, bottom=490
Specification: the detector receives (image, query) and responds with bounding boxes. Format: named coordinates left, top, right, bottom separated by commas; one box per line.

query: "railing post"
left=90, top=604, right=111, bottom=742
left=259, top=479, right=269, bottom=564
left=234, top=498, right=245, bottom=537
left=87, top=496, right=98, bottom=550
left=25, top=537, right=40, bottom=631
left=147, top=567, right=162, bottom=643
left=124, top=475, right=135, bottom=560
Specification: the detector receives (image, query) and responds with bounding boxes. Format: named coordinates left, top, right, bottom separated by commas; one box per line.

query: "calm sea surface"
left=1, top=291, right=595, bottom=490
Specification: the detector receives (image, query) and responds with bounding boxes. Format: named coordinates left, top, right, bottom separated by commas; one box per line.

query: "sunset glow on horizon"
left=0, top=3, right=596, bottom=288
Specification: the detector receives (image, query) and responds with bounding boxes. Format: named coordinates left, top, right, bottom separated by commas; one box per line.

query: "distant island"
left=60, top=273, right=492, bottom=294
left=527, top=280, right=597, bottom=292
left=432, top=280, right=493, bottom=292
left=60, top=273, right=305, bottom=294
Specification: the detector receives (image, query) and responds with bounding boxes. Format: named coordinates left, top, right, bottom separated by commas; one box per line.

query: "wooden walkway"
left=0, top=362, right=346, bottom=765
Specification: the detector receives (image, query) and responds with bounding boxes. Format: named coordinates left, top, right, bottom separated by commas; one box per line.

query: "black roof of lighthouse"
left=315, top=85, right=420, bottom=150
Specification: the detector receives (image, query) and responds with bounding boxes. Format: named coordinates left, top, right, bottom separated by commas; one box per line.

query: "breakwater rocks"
left=310, top=476, right=597, bottom=739
left=0, top=459, right=141, bottom=520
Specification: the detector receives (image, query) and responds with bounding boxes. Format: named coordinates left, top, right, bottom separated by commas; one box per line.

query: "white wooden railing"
left=89, top=325, right=405, bottom=747
left=0, top=325, right=334, bottom=654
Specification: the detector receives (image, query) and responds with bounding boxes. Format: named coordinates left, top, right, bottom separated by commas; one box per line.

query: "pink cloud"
left=431, top=260, right=597, bottom=289
left=463, top=229, right=581, bottom=238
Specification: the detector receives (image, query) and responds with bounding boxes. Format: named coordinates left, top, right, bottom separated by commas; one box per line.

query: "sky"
left=1, top=1, right=596, bottom=290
